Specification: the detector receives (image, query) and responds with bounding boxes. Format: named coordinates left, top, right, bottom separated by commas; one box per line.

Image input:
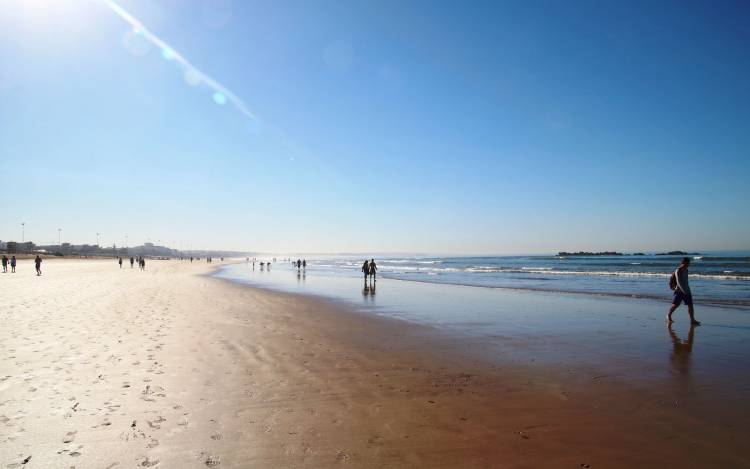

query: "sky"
left=0, top=0, right=749, bottom=254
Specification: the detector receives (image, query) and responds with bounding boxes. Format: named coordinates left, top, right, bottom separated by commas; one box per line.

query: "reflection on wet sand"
left=362, top=280, right=376, bottom=300
left=668, top=323, right=696, bottom=381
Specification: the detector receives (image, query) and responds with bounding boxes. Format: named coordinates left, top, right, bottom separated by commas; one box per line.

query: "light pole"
left=58, top=228, right=62, bottom=246
left=97, top=232, right=100, bottom=247
left=21, top=222, right=25, bottom=243
left=125, top=235, right=128, bottom=248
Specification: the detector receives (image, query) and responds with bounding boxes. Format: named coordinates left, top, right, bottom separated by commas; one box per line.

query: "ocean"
left=241, top=253, right=750, bottom=307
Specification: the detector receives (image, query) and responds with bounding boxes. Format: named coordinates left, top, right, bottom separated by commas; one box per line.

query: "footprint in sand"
left=62, top=430, right=76, bottom=443
left=137, top=455, right=159, bottom=467
left=94, top=418, right=112, bottom=428
left=210, top=433, right=223, bottom=440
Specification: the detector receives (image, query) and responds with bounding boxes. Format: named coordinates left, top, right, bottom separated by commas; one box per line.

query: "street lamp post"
left=21, top=222, right=25, bottom=243
left=58, top=228, right=62, bottom=246
left=97, top=232, right=100, bottom=247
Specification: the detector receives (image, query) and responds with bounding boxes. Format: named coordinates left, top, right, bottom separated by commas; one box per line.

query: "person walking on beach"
left=118, top=257, right=123, bottom=268
left=369, top=258, right=378, bottom=282
left=10, top=256, right=16, bottom=273
left=130, top=256, right=134, bottom=268
left=361, top=259, right=370, bottom=282
left=667, top=257, right=700, bottom=325
left=302, top=259, right=306, bottom=270
left=297, top=259, right=302, bottom=270
left=35, top=255, right=42, bottom=276
left=1, top=255, right=7, bottom=273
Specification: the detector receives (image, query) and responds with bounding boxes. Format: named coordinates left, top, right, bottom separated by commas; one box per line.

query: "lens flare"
left=213, top=92, right=227, bottom=105
left=122, top=28, right=150, bottom=56
left=184, top=69, right=201, bottom=86
left=161, top=48, right=175, bottom=61
left=98, top=0, right=257, bottom=122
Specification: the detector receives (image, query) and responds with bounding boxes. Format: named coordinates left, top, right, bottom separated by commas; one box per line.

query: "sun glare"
left=7, top=0, right=98, bottom=41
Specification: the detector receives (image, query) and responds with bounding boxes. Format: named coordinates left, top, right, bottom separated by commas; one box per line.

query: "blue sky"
left=1, top=0, right=748, bottom=254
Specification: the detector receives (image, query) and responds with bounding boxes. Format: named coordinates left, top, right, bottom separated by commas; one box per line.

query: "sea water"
left=222, top=253, right=750, bottom=307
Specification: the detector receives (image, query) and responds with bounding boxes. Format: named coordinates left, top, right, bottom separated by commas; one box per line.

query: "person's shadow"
left=668, top=323, right=697, bottom=380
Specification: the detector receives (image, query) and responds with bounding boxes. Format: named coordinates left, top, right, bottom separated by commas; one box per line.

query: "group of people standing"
left=361, top=259, right=377, bottom=283
left=1, top=255, right=43, bottom=275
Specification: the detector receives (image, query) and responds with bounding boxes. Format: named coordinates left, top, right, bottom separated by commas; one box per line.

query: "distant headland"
left=654, top=250, right=701, bottom=256
left=557, top=251, right=625, bottom=257
left=558, top=250, right=700, bottom=257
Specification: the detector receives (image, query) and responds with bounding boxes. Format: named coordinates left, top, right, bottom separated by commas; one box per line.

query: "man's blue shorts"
left=672, top=290, right=693, bottom=307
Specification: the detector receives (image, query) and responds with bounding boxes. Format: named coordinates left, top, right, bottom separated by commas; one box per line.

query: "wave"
left=391, top=267, right=750, bottom=280
left=700, top=256, right=750, bottom=261
left=313, top=256, right=750, bottom=281
left=381, top=259, right=442, bottom=264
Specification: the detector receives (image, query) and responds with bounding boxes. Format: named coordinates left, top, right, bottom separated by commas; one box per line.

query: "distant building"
left=5, top=241, right=36, bottom=253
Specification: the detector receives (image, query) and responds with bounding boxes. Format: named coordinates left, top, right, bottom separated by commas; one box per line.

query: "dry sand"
left=0, top=259, right=747, bottom=468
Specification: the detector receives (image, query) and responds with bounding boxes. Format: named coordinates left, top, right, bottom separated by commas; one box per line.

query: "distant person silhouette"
left=130, top=256, right=134, bottom=268
left=35, top=255, right=43, bottom=276
left=1, top=255, right=7, bottom=273
left=10, top=255, right=17, bottom=273
left=369, top=259, right=377, bottom=281
left=361, top=259, right=369, bottom=282
left=297, top=259, right=302, bottom=269
left=118, top=257, right=123, bottom=268
left=667, top=257, right=700, bottom=325
left=302, top=259, right=307, bottom=270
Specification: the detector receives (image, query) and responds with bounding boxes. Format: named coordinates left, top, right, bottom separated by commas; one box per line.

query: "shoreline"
left=221, top=264, right=750, bottom=309
left=1, top=259, right=748, bottom=467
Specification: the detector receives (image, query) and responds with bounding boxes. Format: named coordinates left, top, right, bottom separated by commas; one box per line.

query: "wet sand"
left=1, top=259, right=748, bottom=468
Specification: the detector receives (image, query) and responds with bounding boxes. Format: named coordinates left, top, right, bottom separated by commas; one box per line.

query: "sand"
left=1, top=259, right=748, bottom=468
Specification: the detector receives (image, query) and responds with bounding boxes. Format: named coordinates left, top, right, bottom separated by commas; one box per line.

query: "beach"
left=1, top=259, right=749, bottom=468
